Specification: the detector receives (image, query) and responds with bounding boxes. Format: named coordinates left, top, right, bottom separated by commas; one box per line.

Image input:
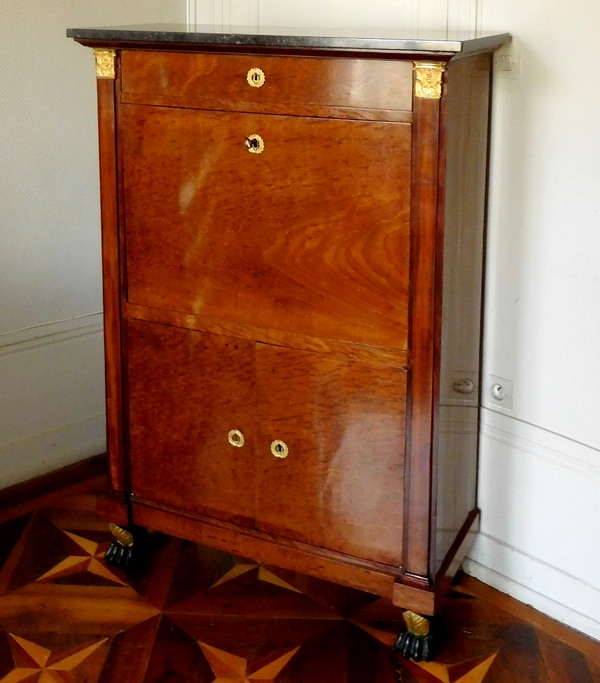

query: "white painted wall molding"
left=187, top=0, right=198, bottom=27
left=2, top=0, right=185, bottom=488
left=0, top=314, right=106, bottom=488
left=0, top=416, right=106, bottom=490
left=468, top=409, right=600, bottom=640
left=464, top=539, right=600, bottom=642
left=189, top=0, right=481, bottom=34
left=447, top=0, right=483, bottom=35
left=481, top=408, right=600, bottom=480
left=0, top=313, right=103, bottom=356
left=440, top=408, right=478, bottom=435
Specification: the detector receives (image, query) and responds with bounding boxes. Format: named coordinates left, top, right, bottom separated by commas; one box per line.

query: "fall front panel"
left=121, top=105, right=411, bottom=350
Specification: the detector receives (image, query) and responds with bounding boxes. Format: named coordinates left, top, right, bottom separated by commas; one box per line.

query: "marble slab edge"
left=66, top=27, right=510, bottom=55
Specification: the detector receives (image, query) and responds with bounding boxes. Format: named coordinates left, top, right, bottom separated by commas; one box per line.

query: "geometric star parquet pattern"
left=0, top=478, right=598, bottom=683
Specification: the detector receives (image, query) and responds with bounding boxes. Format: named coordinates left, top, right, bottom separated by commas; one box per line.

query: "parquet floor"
left=0, top=476, right=598, bottom=683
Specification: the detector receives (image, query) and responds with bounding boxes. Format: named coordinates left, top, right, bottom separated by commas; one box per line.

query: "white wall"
left=190, top=0, right=600, bottom=640
left=0, top=1, right=186, bottom=486
left=467, top=0, right=600, bottom=641
left=190, top=0, right=481, bottom=34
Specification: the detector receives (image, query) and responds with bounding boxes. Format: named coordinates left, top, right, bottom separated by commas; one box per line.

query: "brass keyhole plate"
left=228, top=429, right=245, bottom=448
left=271, top=440, right=289, bottom=459
left=245, top=134, right=265, bottom=155
left=247, top=67, right=265, bottom=88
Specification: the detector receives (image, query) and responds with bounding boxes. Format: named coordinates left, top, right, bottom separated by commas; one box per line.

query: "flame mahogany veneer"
left=71, top=27, right=508, bottom=620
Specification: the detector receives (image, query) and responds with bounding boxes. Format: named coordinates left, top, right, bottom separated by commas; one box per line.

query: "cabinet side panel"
left=434, top=53, right=492, bottom=575
left=97, top=77, right=124, bottom=492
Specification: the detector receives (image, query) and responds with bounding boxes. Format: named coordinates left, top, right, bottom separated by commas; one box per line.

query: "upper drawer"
left=120, top=51, right=413, bottom=118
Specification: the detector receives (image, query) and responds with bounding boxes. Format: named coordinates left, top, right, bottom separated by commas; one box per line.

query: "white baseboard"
left=0, top=313, right=106, bottom=488
left=467, top=408, right=600, bottom=641
left=464, top=545, right=600, bottom=643
left=0, top=415, right=106, bottom=489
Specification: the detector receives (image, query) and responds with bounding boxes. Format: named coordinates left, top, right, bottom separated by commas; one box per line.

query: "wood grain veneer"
left=127, top=320, right=257, bottom=527
left=70, top=33, right=505, bottom=628
left=96, top=76, right=124, bottom=494
left=120, top=50, right=414, bottom=115
left=433, top=53, right=493, bottom=578
left=255, top=343, right=407, bottom=566
left=122, top=105, right=411, bottom=350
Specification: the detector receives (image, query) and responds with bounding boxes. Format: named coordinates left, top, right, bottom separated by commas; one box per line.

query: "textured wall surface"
left=465, top=0, right=600, bottom=641
left=0, top=0, right=185, bottom=334
left=0, top=1, right=186, bottom=485
left=191, top=0, right=481, bottom=34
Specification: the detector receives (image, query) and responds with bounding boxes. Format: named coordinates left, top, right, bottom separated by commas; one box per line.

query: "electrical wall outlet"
left=486, top=374, right=514, bottom=411
left=494, top=43, right=521, bottom=80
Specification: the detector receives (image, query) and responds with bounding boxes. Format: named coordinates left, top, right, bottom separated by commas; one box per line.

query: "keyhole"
left=245, top=134, right=264, bottom=154
left=270, top=439, right=289, bottom=458
left=247, top=68, right=265, bottom=88
left=228, top=429, right=245, bottom=447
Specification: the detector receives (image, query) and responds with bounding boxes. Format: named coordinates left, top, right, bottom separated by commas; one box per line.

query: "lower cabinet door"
left=255, top=344, right=407, bottom=567
left=127, top=319, right=256, bottom=525
left=127, top=320, right=405, bottom=565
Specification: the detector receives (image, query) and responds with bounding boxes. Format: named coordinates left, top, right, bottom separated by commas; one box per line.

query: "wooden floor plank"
left=0, top=475, right=596, bottom=682
left=459, top=574, right=600, bottom=668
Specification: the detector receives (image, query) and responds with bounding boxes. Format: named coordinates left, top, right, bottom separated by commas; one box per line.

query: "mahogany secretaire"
left=68, top=25, right=509, bottom=661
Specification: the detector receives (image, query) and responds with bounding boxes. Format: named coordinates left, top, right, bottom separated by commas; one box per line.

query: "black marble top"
left=66, top=24, right=509, bottom=54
